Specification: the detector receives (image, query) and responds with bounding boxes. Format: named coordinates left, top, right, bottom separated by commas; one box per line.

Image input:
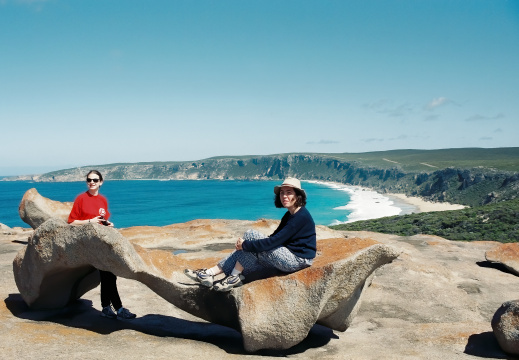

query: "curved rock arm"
left=13, top=218, right=399, bottom=352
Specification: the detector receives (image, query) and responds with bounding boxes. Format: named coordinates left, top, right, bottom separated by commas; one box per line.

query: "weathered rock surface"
left=485, top=244, right=519, bottom=355
left=491, top=300, right=519, bottom=355
left=13, top=218, right=397, bottom=351
left=1, top=223, right=11, bottom=233
left=486, top=243, right=519, bottom=276
left=6, top=188, right=519, bottom=358
left=13, top=190, right=399, bottom=351
left=18, top=188, right=73, bottom=229
left=3, top=223, right=519, bottom=358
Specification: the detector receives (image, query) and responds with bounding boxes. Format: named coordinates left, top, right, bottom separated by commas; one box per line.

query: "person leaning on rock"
left=184, top=177, right=317, bottom=291
left=68, top=170, right=136, bottom=320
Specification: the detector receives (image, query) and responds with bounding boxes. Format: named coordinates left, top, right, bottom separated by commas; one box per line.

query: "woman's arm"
left=69, top=216, right=104, bottom=226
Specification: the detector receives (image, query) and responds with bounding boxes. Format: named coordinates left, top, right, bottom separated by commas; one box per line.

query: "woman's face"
left=279, top=186, right=298, bottom=210
left=86, top=173, right=102, bottom=192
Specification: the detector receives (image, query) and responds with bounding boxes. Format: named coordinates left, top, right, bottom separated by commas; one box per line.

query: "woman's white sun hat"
left=274, top=177, right=306, bottom=196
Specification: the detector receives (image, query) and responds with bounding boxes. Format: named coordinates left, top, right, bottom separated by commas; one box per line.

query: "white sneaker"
left=184, top=268, right=214, bottom=287
left=213, top=274, right=245, bottom=292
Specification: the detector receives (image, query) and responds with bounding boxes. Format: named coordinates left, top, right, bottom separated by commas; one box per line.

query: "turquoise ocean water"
left=0, top=180, right=352, bottom=228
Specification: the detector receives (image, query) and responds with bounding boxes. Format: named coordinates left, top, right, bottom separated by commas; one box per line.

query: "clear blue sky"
left=1, top=0, right=518, bottom=176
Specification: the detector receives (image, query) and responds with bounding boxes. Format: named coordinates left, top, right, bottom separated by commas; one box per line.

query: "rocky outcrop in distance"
left=13, top=189, right=399, bottom=352
left=4, top=151, right=519, bottom=207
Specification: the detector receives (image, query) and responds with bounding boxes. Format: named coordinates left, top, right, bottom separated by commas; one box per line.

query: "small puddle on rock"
left=172, top=250, right=189, bottom=255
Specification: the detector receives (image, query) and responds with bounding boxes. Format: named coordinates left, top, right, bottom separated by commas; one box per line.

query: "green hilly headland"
left=3, top=147, right=519, bottom=208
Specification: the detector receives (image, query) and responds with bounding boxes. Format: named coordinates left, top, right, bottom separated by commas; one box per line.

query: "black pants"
left=99, top=270, right=123, bottom=310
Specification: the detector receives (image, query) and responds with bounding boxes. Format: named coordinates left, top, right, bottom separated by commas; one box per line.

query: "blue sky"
left=1, top=0, right=518, bottom=176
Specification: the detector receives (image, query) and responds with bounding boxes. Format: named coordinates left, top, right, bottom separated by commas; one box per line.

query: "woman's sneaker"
left=213, top=274, right=244, bottom=292
left=117, top=307, right=136, bottom=320
left=184, top=268, right=214, bottom=287
left=100, top=306, right=117, bottom=319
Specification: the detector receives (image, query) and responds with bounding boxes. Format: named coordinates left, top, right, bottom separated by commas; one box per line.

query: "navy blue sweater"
left=242, top=207, right=317, bottom=259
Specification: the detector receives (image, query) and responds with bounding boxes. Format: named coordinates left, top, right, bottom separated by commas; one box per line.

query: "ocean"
left=0, top=180, right=352, bottom=228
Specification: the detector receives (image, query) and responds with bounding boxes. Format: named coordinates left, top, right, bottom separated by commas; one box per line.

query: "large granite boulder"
left=14, top=189, right=400, bottom=352
left=486, top=243, right=519, bottom=276
left=13, top=217, right=398, bottom=351
left=18, top=188, right=73, bottom=229
left=492, top=300, right=519, bottom=355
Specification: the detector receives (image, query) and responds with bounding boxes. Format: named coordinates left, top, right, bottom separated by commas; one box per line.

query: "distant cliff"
left=4, top=149, right=519, bottom=207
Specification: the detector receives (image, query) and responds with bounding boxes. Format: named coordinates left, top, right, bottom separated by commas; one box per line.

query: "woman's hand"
left=87, top=216, right=114, bottom=226
left=235, top=237, right=244, bottom=251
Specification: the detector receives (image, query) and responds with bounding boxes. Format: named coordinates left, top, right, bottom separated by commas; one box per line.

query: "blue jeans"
left=217, top=230, right=312, bottom=276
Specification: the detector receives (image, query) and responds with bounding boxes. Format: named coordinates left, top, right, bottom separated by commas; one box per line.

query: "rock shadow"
left=476, top=261, right=516, bottom=276
left=4, top=293, right=337, bottom=356
left=464, top=331, right=517, bottom=359
left=11, top=240, right=28, bottom=245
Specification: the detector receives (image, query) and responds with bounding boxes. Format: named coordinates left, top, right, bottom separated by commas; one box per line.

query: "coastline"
left=307, top=180, right=467, bottom=224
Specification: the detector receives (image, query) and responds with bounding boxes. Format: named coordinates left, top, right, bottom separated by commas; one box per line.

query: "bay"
left=0, top=180, right=352, bottom=228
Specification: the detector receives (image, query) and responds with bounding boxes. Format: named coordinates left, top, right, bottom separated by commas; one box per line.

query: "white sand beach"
left=306, top=181, right=467, bottom=224
left=387, top=193, right=467, bottom=213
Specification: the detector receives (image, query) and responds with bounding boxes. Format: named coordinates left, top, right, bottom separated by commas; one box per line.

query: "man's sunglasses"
left=86, top=178, right=100, bottom=183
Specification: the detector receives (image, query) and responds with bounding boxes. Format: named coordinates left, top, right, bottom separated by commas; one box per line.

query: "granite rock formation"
left=492, top=300, right=519, bottom=355
left=486, top=243, right=519, bottom=355
left=485, top=243, right=519, bottom=276
left=18, top=188, right=73, bottom=229
left=13, top=189, right=399, bottom=352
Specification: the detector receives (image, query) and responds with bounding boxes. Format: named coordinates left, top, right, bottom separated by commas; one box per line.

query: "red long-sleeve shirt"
left=68, top=191, right=111, bottom=223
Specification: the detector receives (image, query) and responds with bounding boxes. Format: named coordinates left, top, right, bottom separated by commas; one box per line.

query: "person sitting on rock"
left=184, top=177, right=317, bottom=291
left=68, top=170, right=136, bottom=320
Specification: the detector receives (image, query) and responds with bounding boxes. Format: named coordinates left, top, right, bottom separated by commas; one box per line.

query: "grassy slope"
left=323, top=148, right=519, bottom=172
left=99, top=147, right=519, bottom=172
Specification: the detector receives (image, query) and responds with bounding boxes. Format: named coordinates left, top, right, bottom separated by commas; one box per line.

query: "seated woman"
left=184, top=177, right=316, bottom=292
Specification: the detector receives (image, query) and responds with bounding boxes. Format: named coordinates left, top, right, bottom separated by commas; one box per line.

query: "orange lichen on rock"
left=251, top=219, right=277, bottom=228
left=487, top=243, right=519, bottom=262
left=314, top=237, right=379, bottom=266
left=242, top=277, right=286, bottom=308
left=243, top=237, right=381, bottom=290
left=426, top=240, right=442, bottom=246
left=289, top=265, right=328, bottom=287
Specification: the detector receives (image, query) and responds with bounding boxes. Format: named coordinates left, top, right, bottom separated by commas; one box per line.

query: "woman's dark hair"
left=274, top=187, right=307, bottom=208
left=86, top=170, right=103, bottom=182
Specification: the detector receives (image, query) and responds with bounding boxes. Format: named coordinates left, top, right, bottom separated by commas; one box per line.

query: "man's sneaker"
left=100, top=306, right=117, bottom=319
left=117, top=307, right=136, bottom=320
left=184, top=268, right=214, bottom=287
left=213, top=274, right=245, bottom=292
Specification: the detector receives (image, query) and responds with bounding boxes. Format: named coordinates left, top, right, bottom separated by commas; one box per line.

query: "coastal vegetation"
left=331, top=198, right=519, bottom=243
